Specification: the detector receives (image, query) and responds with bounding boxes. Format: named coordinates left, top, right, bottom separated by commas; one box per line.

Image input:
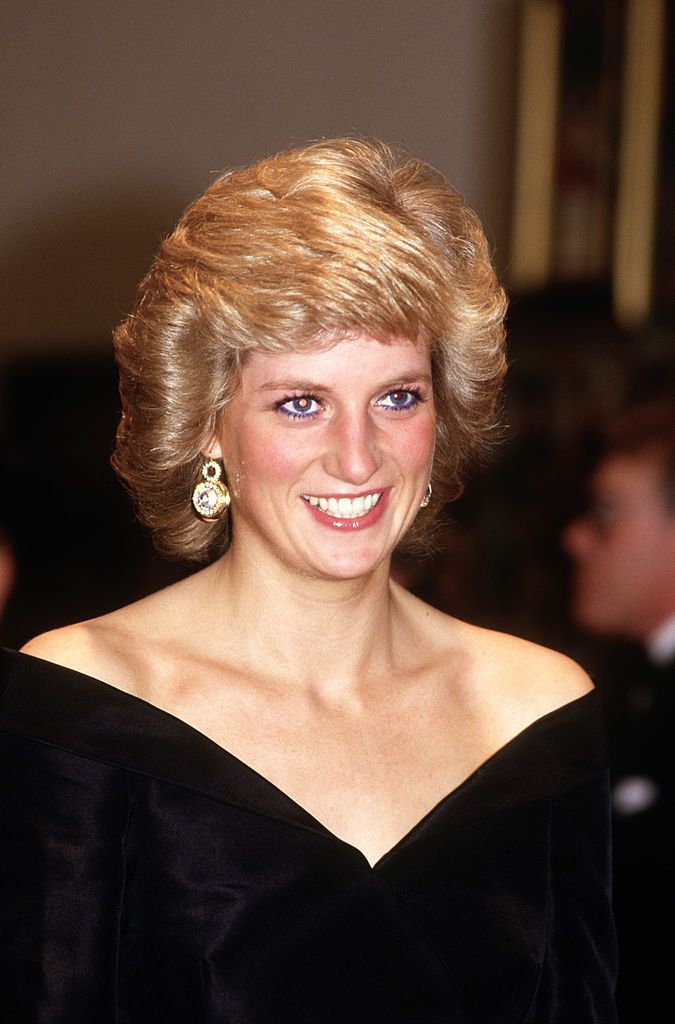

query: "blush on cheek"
left=397, top=416, right=436, bottom=468
left=238, top=429, right=310, bottom=485
left=261, top=441, right=308, bottom=479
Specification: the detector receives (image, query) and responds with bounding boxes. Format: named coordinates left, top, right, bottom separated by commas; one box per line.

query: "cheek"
left=586, top=527, right=660, bottom=592
left=259, top=440, right=307, bottom=481
left=231, top=423, right=314, bottom=490
left=611, top=521, right=660, bottom=562
left=396, top=415, right=436, bottom=468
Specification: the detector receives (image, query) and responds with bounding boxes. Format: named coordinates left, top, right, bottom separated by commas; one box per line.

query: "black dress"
left=0, top=648, right=617, bottom=1023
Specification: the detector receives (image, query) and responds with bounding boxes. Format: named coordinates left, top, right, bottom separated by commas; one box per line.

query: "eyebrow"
left=256, top=372, right=433, bottom=392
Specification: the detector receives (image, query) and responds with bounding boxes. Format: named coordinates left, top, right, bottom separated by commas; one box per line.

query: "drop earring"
left=192, top=459, right=231, bottom=521
left=420, top=483, right=432, bottom=509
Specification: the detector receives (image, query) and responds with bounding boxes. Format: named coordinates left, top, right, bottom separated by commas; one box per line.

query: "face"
left=562, top=450, right=675, bottom=641
left=210, top=334, right=436, bottom=581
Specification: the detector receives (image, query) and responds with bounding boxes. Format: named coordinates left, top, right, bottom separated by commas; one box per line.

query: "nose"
left=323, top=409, right=383, bottom=485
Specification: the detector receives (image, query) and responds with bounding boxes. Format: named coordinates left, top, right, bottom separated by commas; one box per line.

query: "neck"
left=197, top=541, right=404, bottom=698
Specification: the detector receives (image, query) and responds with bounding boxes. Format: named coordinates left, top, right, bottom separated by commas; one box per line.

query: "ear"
left=203, top=417, right=227, bottom=461
left=205, top=436, right=224, bottom=461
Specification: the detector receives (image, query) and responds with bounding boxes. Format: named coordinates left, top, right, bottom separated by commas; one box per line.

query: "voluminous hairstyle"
left=113, top=137, right=508, bottom=562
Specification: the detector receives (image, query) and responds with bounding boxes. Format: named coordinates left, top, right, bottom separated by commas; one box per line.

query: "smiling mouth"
left=301, top=491, right=383, bottom=519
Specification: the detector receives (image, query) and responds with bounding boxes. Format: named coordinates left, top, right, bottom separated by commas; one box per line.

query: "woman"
left=0, top=138, right=616, bottom=1022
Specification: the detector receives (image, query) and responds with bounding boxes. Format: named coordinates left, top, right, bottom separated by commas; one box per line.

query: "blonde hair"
left=113, top=137, right=507, bottom=562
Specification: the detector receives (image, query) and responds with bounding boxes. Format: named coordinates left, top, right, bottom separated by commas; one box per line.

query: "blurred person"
left=0, top=528, right=17, bottom=624
left=563, top=399, right=675, bottom=1022
left=1, top=139, right=616, bottom=1022
left=0, top=448, right=18, bottom=628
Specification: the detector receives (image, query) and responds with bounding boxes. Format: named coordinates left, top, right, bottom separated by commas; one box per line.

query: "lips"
left=301, top=491, right=383, bottom=519
left=300, top=489, right=390, bottom=530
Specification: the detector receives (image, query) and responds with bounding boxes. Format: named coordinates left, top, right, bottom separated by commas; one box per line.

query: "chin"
left=310, top=547, right=389, bottom=581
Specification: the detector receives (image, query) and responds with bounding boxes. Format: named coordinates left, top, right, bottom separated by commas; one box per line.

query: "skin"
left=563, top=449, right=675, bottom=643
left=23, top=334, right=591, bottom=866
left=209, top=335, right=437, bottom=582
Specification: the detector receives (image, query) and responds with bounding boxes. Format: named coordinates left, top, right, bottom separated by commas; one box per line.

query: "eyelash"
left=379, top=387, right=423, bottom=412
left=275, top=395, right=323, bottom=420
left=275, top=388, right=424, bottom=420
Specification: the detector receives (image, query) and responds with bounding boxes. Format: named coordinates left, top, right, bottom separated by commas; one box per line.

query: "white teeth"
left=302, top=492, right=384, bottom=519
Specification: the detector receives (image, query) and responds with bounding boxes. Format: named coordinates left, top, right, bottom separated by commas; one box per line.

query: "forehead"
left=240, top=334, right=431, bottom=388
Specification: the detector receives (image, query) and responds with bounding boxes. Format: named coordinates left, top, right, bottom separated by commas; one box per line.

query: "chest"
left=142, top=677, right=500, bottom=866
left=116, top=761, right=560, bottom=1022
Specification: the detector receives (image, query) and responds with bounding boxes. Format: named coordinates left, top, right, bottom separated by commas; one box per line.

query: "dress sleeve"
left=0, top=730, right=130, bottom=1023
left=532, top=772, right=618, bottom=1023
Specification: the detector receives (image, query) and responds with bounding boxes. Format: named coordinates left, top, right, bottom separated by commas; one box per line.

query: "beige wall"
left=1, top=0, right=518, bottom=355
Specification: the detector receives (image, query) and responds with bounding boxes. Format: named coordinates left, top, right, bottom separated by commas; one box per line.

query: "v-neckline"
left=0, top=648, right=602, bottom=870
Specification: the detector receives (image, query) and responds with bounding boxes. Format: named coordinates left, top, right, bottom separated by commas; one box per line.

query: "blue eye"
left=378, top=389, right=421, bottom=411
left=277, top=395, right=321, bottom=419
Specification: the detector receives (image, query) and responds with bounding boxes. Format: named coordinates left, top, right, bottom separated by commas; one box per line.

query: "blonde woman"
left=1, top=139, right=616, bottom=1022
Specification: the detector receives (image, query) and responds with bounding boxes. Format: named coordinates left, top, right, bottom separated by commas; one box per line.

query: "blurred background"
left=0, top=0, right=671, bottom=675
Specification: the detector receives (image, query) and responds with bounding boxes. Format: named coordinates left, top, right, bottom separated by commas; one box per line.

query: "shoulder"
left=19, top=590, right=167, bottom=694
left=18, top=573, right=203, bottom=697
left=397, top=588, right=593, bottom=732
left=477, top=625, right=593, bottom=700
left=21, top=622, right=97, bottom=667
left=455, top=619, right=594, bottom=734
left=20, top=619, right=132, bottom=690
left=402, top=586, right=592, bottom=693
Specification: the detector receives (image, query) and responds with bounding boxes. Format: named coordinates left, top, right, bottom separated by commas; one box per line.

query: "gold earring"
left=420, top=483, right=432, bottom=509
left=192, top=459, right=231, bottom=521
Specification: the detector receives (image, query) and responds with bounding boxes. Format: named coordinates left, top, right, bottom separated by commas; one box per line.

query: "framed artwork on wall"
left=509, top=0, right=667, bottom=330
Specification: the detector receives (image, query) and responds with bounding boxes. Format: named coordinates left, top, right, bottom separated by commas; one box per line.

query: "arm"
left=0, top=730, right=129, bottom=1023
left=532, top=772, right=618, bottom=1023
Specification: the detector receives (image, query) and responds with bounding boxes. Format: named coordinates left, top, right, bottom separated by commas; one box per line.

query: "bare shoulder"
left=396, top=588, right=593, bottom=735
left=20, top=613, right=140, bottom=693
left=18, top=580, right=187, bottom=694
left=454, top=618, right=593, bottom=725
left=19, top=567, right=219, bottom=697
left=21, top=620, right=102, bottom=671
left=468, top=621, right=592, bottom=687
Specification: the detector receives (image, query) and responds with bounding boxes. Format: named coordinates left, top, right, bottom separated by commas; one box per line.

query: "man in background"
left=563, top=400, right=675, bottom=1022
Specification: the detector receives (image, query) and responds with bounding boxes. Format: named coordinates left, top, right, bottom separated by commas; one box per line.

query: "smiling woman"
left=207, top=335, right=436, bottom=579
left=0, top=139, right=617, bottom=1022
left=111, top=136, right=507, bottom=563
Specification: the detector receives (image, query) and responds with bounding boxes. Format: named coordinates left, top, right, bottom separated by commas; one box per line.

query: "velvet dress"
left=0, top=648, right=617, bottom=1023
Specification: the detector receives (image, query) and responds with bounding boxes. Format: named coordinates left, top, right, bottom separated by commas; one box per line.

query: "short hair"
left=603, top=399, right=675, bottom=513
left=112, top=137, right=507, bottom=562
